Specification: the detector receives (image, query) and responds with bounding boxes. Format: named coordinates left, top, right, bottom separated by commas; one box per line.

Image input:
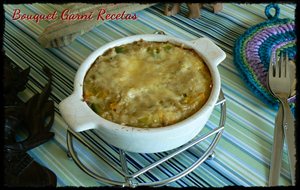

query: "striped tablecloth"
left=3, top=3, right=296, bottom=187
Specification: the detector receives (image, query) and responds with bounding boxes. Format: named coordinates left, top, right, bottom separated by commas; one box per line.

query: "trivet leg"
left=66, top=151, right=73, bottom=159
left=119, top=150, right=136, bottom=187
left=208, top=151, right=215, bottom=160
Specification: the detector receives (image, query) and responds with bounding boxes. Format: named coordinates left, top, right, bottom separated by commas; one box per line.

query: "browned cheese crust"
left=83, top=40, right=212, bottom=128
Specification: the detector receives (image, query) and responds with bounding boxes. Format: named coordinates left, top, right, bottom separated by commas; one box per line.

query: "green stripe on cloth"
left=3, top=3, right=296, bottom=187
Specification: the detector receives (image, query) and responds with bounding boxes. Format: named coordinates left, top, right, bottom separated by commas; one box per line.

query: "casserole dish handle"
left=59, top=94, right=98, bottom=132
left=191, top=38, right=226, bottom=67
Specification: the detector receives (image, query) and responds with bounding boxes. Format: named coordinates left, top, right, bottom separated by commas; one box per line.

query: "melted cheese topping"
left=83, top=40, right=212, bottom=128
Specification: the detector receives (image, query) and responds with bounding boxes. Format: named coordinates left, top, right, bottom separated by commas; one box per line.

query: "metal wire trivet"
left=66, top=89, right=226, bottom=187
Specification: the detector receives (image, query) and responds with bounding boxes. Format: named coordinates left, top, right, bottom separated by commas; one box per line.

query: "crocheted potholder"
left=234, top=4, right=296, bottom=109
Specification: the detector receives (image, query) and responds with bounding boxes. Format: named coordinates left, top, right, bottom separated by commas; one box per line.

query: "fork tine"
left=275, top=53, right=281, bottom=77
left=280, top=52, right=285, bottom=77
left=269, top=54, right=275, bottom=77
left=285, top=52, right=290, bottom=78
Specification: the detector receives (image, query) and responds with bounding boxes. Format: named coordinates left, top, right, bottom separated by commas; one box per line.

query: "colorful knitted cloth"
left=233, top=4, right=296, bottom=109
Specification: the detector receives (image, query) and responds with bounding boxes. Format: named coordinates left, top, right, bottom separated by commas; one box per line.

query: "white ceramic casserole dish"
left=59, top=34, right=226, bottom=153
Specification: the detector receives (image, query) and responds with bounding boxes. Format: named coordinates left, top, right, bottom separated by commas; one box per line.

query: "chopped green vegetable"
left=138, top=116, right=149, bottom=124
left=147, top=47, right=161, bottom=58
left=115, top=46, right=126, bottom=53
left=90, top=103, right=102, bottom=113
left=163, top=45, right=172, bottom=51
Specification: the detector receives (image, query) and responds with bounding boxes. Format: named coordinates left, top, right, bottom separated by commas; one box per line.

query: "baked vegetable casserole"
left=83, top=40, right=212, bottom=128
